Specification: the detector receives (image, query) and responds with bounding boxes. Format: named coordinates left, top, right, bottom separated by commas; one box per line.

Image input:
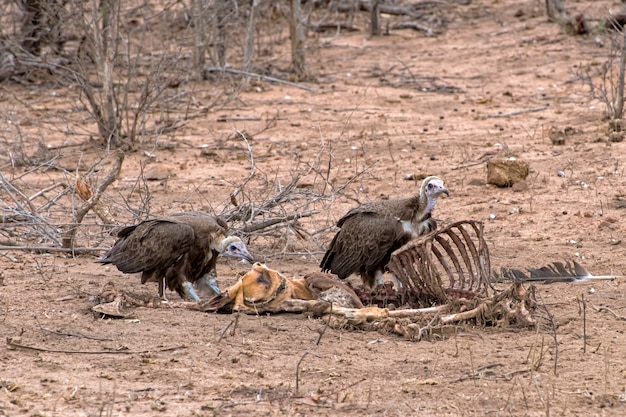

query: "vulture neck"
left=214, top=235, right=239, bottom=253
left=414, top=189, right=436, bottom=215
left=401, top=190, right=437, bottom=239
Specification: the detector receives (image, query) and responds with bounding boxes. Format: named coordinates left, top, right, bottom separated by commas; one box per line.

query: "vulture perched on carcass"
left=99, top=212, right=255, bottom=301
left=320, top=176, right=449, bottom=289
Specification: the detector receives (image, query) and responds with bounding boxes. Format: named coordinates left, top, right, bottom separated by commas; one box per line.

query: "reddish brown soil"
left=2, top=1, right=626, bottom=415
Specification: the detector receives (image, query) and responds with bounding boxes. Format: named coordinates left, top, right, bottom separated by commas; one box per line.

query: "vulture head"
left=217, top=236, right=256, bottom=264
left=421, top=176, right=449, bottom=213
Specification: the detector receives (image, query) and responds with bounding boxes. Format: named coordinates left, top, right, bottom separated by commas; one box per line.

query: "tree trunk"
left=371, top=0, right=381, bottom=36
left=95, top=0, right=122, bottom=149
left=243, top=0, right=259, bottom=72
left=192, top=0, right=207, bottom=73
left=289, top=0, right=306, bottom=79
left=213, top=0, right=228, bottom=67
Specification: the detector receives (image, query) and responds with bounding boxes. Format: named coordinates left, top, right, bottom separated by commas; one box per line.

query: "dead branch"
left=242, top=211, right=319, bottom=233
left=34, top=315, right=113, bottom=341
left=296, top=303, right=331, bottom=393
left=0, top=246, right=107, bottom=254
left=391, top=22, right=433, bottom=35
left=580, top=294, right=587, bottom=354
left=218, top=313, right=240, bottom=343
left=486, top=106, right=548, bottom=118
left=593, top=305, right=626, bottom=321
left=533, top=293, right=559, bottom=376
left=203, top=67, right=316, bottom=91
left=62, top=150, right=124, bottom=248
left=0, top=171, right=61, bottom=246
left=6, top=337, right=185, bottom=355
left=336, top=0, right=449, bottom=17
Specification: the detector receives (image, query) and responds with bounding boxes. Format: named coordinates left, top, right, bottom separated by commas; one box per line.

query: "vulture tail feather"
left=501, top=261, right=620, bottom=284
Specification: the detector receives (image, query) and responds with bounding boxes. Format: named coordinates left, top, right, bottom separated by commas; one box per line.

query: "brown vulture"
left=320, top=176, right=449, bottom=288
left=99, top=212, right=255, bottom=301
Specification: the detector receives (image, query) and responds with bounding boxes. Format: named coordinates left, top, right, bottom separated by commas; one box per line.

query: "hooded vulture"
left=99, top=212, right=255, bottom=301
left=320, top=176, right=449, bottom=288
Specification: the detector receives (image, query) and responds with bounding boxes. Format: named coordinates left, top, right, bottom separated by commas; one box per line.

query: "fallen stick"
left=593, top=305, right=626, bottom=321
left=203, top=67, right=317, bottom=92
left=486, top=106, right=548, bottom=118
left=0, top=245, right=108, bottom=254
left=6, top=337, right=185, bottom=355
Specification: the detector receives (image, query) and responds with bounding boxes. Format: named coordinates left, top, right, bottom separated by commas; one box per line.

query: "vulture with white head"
left=320, top=176, right=449, bottom=288
left=99, top=212, right=255, bottom=301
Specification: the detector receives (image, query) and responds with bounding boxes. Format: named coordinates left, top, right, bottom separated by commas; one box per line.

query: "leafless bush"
left=578, top=27, right=626, bottom=123
left=0, top=137, right=371, bottom=261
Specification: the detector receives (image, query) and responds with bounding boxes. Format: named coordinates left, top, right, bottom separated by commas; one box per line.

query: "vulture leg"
left=375, top=270, right=384, bottom=286
left=181, top=281, right=201, bottom=302
left=392, top=275, right=403, bottom=289
left=376, top=270, right=403, bottom=289
left=194, top=272, right=222, bottom=298
left=159, top=277, right=168, bottom=301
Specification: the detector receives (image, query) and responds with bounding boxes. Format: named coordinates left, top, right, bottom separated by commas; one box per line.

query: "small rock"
left=608, top=119, right=623, bottom=132
left=609, top=132, right=624, bottom=142
left=143, top=163, right=174, bottom=181
left=467, top=178, right=486, bottom=186
left=511, top=181, right=528, bottom=192
left=487, top=157, right=530, bottom=187
left=549, top=128, right=566, bottom=145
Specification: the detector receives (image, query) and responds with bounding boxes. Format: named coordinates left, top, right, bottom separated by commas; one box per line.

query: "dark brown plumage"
left=99, top=212, right=255, bottom=301
left=320, top=176, right=448, bottom=288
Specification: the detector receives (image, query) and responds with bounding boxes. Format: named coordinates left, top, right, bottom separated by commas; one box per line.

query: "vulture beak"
left=427, top=179, right=449, bottom=197
left=224, top=241, right=256, bottom=264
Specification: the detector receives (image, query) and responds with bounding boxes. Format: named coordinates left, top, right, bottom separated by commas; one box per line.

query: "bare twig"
left=34, top=316, right=113, bottom=341
left=62, top=150, right=124, bottom=249
left=217, top=312, right=240, bottom=343
left=486, top=106, right=548, bottom=118
left=533, top=293, right=559, bottom=376
left=242, top=211, right=319, bottom=233
left=6, top=337, right=185, bottom=355
left=0, top=246, right=107, bottom=254
left=580, top=294, right=587, bottom=353
left=204, top=67, right=316, bottom=91
left=296, top=303, right=331, bottom=393
left=593, top=305, right=626, bottom=321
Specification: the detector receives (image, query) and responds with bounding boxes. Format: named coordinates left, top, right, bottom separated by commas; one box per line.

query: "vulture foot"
left=181, top=281, right=201, bottom=302
left=194, top=273, right=222, bottom=298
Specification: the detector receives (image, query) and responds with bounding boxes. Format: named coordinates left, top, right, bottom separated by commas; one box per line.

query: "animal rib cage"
left=387, top=220, right=491, bottom=306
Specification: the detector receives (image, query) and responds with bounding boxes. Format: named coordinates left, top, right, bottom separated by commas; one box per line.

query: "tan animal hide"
left=200, top=263, right=362, bottom=314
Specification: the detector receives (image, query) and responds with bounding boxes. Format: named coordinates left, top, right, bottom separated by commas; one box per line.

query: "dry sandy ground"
left=2, top=0, right=626, bottom=415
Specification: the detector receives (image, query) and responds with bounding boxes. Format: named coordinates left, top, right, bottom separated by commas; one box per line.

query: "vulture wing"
left=99, top=220, right=194, bottom=274
left=338, top=199, right=415, bottom=225
left=321, top=212, right=408, bottom=288
left=168, top=212, right=229, bottom=249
